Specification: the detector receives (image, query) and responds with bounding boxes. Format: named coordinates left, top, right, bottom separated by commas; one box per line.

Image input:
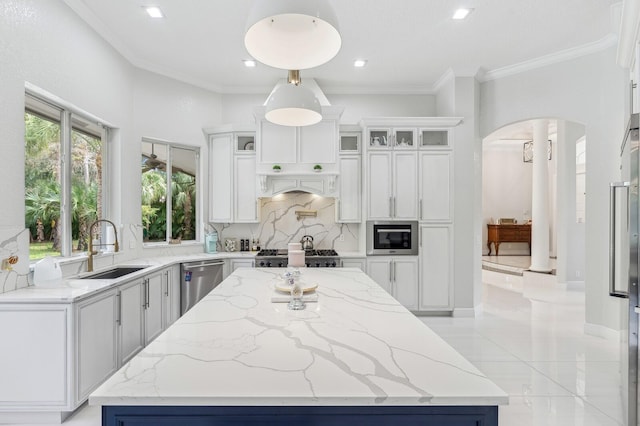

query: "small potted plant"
left=272, top=164, right=281, bottom=173
left=313, top=164, right=322, bottom=173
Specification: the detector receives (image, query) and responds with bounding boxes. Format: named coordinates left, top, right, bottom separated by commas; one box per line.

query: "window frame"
left=25, top=89, right=110, bottom=259
left=141, top=137, right=200, bottom=245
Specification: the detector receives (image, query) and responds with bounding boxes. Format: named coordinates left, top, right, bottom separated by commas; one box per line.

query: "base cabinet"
left=366, top=257, right=418, bottom=310
left=0, top=305, right=70, bottom=409
left=117, top=280, right=144, bottom=366
left=0, top=265, right=181, bottom=421
left=75, top=289, right=118, bottom=404
left=144, top=272, right=164, bottom=345
left=340, top=258, right=366, bottom=271
left=419, top=225, right=453, bottom=311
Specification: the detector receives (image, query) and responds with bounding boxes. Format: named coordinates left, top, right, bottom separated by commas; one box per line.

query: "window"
left=141, top=139, right=198, bottom=243
left=24, top=94, right=105, bottom=260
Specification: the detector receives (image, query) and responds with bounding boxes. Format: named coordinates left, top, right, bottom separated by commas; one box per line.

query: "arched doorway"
left=481, top=118, right=586, bottom=289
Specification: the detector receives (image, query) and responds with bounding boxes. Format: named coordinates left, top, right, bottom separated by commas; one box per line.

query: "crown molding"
left=480, top=34, right=618, bottom=82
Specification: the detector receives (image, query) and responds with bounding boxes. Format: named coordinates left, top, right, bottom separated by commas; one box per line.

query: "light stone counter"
left=0, top=252, right=256, bottom=303
left=90, top=268, right=507, bottom=410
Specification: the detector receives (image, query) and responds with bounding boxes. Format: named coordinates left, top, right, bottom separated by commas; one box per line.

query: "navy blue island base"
left=103, top=405, right=498, bottom=426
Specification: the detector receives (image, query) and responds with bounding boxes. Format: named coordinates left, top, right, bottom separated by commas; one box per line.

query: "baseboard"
left=584, top=322, right=621, bottom=342
left=0, top=410, right=72, bottom=424
left=453, top=305, right=483, bottom=318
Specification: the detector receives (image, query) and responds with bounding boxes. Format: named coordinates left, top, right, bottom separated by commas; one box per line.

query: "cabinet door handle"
left=420, top=199, right=423, bottom=220
left=389, top=262, right=393, bottom=283
left=389, top=197, right=393, bottom=217
left=394, top=197, right=397, bottom=217
left=164, top=271, right=169, bottom=296
left=420, top=227, right=423, bottom=248
left=116, top=291, right=121, bottom=326
left=393, top=261, right=396, bottom=284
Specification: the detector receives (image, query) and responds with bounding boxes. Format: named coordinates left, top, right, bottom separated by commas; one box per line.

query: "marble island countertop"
left=89, top=268, right=508, bottom=407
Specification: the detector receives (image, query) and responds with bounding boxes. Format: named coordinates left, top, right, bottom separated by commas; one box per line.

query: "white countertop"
left=0, top=252, right=256, bottom=303
left=89, top=268, right=508, bottom=407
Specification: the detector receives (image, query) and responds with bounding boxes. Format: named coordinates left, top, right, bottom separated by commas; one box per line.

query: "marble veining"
left=90, top=268, right=507, bottom=407
left=212, top=192, right=359, bottom=252
left=0, top=228, right=29, bottom=294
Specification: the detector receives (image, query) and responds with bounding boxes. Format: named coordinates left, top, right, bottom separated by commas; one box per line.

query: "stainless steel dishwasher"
left=180, top=260, right=225, bottom=315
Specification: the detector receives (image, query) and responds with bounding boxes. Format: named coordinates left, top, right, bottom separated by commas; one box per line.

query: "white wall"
left=482, top=146, right=533, bottom=255
left=0, top=0, right=135, bottom=291
left=479, top=46, right=627, bottom=332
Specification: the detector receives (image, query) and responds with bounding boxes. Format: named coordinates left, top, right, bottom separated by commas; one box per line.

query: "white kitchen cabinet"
left=257, top=120, right=297, bottom=164
left=234, top=155, right=258, bottom=222
left=75, top=289, right=118, bottom=403
left=337, top=156, right=361, bottom=223
left=419, top=151, right=453, bottom=222
left=255, top=107, right=343, bottom=173
left=367, top=151, right=417, bottom=220
left=340, top=257, right=366, bottom=271
left=144, top=271, right=165, bottom=345
left=419, top=224, right=453, bottom=311
left=230, top=258, right=255, bottom=271
left=208, top=128, right=258, bottom=223
left=299, top=120, right=337, bottom=164
left=117, top=279, right=144, bottom=365
left=419, top=129, right=450, bottom=148
left=0, top=305, right=70, bottom=408
left=366, top=127, right=417, bottom=150
left=366, top=256, right=418, bottom=310
left=209, top=133, right=233, bottom=222
left=164, top=265, right=181, bottom=328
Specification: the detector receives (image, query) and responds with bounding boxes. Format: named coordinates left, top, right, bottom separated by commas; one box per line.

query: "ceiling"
left=63, top=0, right=620, bottom=95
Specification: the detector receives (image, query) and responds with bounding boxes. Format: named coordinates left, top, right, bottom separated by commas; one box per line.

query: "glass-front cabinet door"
left=419, top=129, right=449, bottom=148
left=235, top=133, right=255, bottom=153
left=393, top=128, right=417, bottom=149
left=339, top=132, right=361, bottom=153
left=368, top=128, right=391, bottom=149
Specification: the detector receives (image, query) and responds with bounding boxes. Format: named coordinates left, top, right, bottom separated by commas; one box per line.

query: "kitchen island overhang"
left=90, top=267, right=507, bottom=425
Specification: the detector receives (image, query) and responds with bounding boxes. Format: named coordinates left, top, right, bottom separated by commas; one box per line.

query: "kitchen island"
left=90, top=267, right=507, bottom=425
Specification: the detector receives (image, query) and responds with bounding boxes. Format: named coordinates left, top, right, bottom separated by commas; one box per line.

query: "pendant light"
left=244, top=0, right=341, bottom=70
left=265, top=70, right=322, bottom=127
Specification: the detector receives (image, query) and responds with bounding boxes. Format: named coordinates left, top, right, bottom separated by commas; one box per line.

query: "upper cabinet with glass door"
left=361, top=118, right=463, bottom=151
left=367, top=128, right=417, bottom=150
left=235, top=133, right=255, bottom=154
left=419, top=129, right=450, bottom=149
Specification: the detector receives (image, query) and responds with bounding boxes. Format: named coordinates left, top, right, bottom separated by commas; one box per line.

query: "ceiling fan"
left=142, top=144, right=165, bottom=172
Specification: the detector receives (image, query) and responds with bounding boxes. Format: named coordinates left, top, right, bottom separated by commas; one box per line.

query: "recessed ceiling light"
left=452, top=8, right=473, bottom=20
left=354, top=59, right=367, bottom=68
left=144, top=6, right=164, bottom=18
left=243, top=60, right=257, bottom=68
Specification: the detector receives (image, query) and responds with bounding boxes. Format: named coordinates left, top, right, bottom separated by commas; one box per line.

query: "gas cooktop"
left=255, top=248, right=340, bottom=268
left=256, top=249, right=338, bottom=257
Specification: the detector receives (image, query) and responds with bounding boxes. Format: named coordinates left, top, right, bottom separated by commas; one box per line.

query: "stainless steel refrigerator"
left=610, top=113, right=639, bottom=426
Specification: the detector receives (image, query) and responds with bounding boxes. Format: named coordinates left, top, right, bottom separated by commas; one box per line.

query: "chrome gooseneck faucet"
left=87, top=219, right=119, bottom=272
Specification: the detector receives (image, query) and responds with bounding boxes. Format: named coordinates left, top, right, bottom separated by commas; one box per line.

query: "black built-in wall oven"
left=366, top=221, right=418, bottom=255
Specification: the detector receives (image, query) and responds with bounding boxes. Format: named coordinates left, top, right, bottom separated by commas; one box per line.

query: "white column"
left=530, top=119, right=552, bottom=272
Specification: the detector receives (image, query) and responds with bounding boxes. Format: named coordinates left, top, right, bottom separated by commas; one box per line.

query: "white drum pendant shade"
left=264, top=84, right=322, bottom=127
left=245, top=0, right=341, bottom=70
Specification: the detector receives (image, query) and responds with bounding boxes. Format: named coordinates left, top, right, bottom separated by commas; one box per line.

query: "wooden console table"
left=487, top=224, right=531, bottom=255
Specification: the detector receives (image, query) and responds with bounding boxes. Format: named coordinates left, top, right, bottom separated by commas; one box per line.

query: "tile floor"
left=7, top=258, right=623, bottom=426
left=423, top=261, right=622, bottom=425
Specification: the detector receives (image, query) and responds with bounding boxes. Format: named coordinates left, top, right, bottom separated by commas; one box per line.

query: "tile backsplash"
left=0, top=228, right=30, bottom=294
left=211, top=192, right=359, bottom=252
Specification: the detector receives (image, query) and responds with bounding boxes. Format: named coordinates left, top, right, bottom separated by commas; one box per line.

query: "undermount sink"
left=80, top=266, right=146, bottom=280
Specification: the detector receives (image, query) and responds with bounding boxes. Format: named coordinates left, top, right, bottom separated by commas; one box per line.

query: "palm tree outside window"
left=141, top=139, right=198, bottom=244
left=24, top=94, right=105, bottom=261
